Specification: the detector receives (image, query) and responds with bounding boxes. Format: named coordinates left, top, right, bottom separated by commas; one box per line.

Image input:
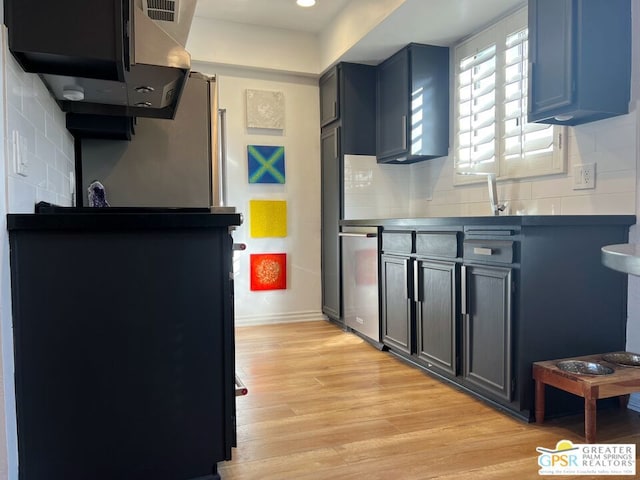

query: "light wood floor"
left=220, top=321, right=640, bottom=480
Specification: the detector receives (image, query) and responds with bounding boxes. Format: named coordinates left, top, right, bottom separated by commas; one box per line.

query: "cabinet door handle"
left=235, top=374, right=248, bottom=396
left=338, top=232, right=378, bottom=238
left=528, top=61, right=534, bottom=113
left=401, top=115, right=407, bottom=150
left=403, top=258, right=411, bottom=300
left=413, top=259, right=420, bottom=303
left=473, top=247, right=493, bottom=256
left=461, top=265, right=467, bottom=315
left=333, top=101, right=337, bottom=118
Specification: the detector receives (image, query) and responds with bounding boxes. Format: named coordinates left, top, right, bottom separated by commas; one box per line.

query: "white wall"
left=188, top=18, right=320, bottom=75
left=318, top=0, right=405, bottom=69
left=0, top=22, right=75, bottom=479
left=193, top=62, right=322, bottom=326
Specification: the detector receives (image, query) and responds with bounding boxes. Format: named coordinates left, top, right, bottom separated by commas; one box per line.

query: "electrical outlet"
left=573, top=163, right=596, bottom=190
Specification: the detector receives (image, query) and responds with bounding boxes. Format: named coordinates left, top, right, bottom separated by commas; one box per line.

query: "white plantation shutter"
left=502, top=28, right=564, bottom=178
left=456, top=44, right=497, bottom=172
left=503, top=29, right=531, bottom=160
left=455, top=7, right=566, bottom=184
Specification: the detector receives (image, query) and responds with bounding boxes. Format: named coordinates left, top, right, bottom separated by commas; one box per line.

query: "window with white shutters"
left=454, top=7, right=566, bottom=184
left=457, top=44, right=497, bottom=172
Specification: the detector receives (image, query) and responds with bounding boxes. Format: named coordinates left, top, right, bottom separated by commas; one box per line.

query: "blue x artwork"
left=248, top=145, right=285, bottom=184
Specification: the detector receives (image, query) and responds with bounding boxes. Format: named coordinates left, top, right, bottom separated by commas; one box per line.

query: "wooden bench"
left=532, top=353, right=640, bottom=443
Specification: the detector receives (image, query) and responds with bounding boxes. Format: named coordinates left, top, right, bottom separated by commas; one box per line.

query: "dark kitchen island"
left=7, top=208, right=242, bottom=480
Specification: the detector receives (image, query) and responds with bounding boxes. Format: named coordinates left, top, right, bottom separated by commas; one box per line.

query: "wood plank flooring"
left=220, top=321, right=640, bottom=480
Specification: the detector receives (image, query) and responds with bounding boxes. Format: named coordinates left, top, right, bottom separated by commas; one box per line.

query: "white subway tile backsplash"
left=346, top=111, right=636, bottom=217
left=510, top=197, right=563, bottom=216
left=26, top=152, right=47, bottom=189
left=23, top=88, right=46, bottom=133
left=4, top=33, right=74, bottom=210
left=560, top=192, right=636, bottom=215
left=499, top=181, right=532, bottom=202
left=36, top=187, right=58, bottom=206
left=5, top=69, right=22, bottom=111
left=595, top=122, right=636, bottom=152
left=8, top=176, right=36, bottom=213
left=594, top=170, right=636, bottom=194
left=530, top=176, right=576, bottom=199
left=429, top=183, right=485, bottom=205
left=45, top=112, right=64, bottom=150
left=46, top=164, right=64, bottom=193
left=35, top=130, right=55, bottom=162
left=567, top=127, right=597, bottom=155
left=583, top=148, right=636, bottom=173
left=55, top=147, right=73, bottom=175
left=6, top=104, right=35, bottom=154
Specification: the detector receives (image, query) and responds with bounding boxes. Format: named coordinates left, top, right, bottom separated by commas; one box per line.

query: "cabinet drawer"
left=382, top=231, right=413, bottom=254
left=416, top=232, right=458, bottom=258
left=463, top=240, right=514, bottom=264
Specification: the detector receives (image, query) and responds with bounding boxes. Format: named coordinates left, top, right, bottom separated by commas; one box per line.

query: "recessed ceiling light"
left=296, top=0, right=316, bottom=7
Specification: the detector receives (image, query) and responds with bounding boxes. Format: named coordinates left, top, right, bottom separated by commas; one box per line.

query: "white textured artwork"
left=246, top=89, right=285, bottom=130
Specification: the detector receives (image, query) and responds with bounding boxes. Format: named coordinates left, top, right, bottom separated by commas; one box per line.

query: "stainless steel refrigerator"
left=81, top=72, right=229, bottom=209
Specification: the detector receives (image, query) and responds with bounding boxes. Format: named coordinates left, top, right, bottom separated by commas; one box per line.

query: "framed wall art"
left=249, top=199, right=287, bottom=237
left=246, top=89, right=285, bottom=129
left=250, top=253, right=287, bottom=291
left=248, top=145, right=285, bottom=184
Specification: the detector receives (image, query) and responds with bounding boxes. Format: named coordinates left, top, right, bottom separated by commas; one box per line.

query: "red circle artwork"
left=250, top=253, right=287, bottom=291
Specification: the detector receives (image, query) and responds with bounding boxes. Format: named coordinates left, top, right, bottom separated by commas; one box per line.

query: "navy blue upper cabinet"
left=528, top=0, right=631, bottom=126
left=376, top=43, right=450, bottom=164
left=319, top=62, right=376, bottom=155
left=319, top=68, right=339, bottom=127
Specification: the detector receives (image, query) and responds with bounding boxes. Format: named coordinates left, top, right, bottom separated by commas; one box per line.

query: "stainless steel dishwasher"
left=339, top=226, right=381, bottom=344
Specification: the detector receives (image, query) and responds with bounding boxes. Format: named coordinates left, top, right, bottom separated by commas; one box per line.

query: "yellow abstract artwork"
left=250, top=200, right=287, bottom=237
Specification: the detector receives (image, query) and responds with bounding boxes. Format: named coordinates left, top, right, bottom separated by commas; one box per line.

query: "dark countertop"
left=341, top=215, right=636, bottom=229
left=8, top=209, right=243, bottom=231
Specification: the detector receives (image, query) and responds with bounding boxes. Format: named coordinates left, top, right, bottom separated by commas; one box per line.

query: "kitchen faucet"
left=457, top=171, right=506, bottom=216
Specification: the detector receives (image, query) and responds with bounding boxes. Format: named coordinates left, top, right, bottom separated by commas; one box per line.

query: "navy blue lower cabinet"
left=461, top=263, right=513, bottom=403
left=381, top=230, right=460, bottom=378
left=381, top=253, right=414, bottom=355
left=371, top=216, right=635, bottom=421
left=415, top=258, right=458, bottom=377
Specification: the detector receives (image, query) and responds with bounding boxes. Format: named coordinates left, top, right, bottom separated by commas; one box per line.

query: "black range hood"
left=4, top=0, right=192, bottom=120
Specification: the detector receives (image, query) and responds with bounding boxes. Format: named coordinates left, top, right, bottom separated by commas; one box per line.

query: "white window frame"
left=453, top=7, right=567, bottom=185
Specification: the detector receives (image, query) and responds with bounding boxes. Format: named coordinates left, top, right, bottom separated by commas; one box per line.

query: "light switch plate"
left=12, top=130, right=28, bottom=177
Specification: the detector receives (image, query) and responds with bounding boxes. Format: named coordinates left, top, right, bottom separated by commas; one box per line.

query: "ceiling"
left=193, top=0, right=526, bottom=65
left=194, top=0, right=352, bottom=33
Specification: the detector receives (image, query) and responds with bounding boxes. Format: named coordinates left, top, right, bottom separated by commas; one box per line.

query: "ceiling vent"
left=143, top=0, right=179, bottom=23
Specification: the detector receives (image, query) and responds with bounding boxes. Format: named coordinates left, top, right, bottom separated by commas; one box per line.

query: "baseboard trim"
left=627, top=393, right=640, bottom=413
left=235, top=311, right=327, bottom=327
